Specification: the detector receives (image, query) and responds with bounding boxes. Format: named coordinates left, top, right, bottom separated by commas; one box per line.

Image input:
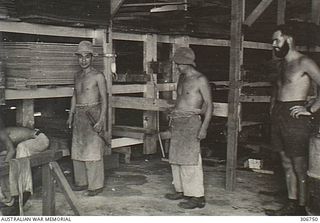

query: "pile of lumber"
left=15, top=0, right=109, bottom=27
left=0, top=0, right=17, bottom=20
left=2, top=42, right=104, bottom=89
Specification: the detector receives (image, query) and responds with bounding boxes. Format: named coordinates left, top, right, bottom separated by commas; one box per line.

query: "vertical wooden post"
left=143, top=34, right=158, bottom=154
left=93, top=27, right=113, bottom=155
left=277, top=0, right=286, bottom=25
left=0, top=32, right=4, bottom=105
left=312, top=0, right=320, bottom=25
left=226, top=0, right=244, bottom=191
left=16, top=99, right=34, bottom=128
left=42, top=164, right=55, bottom=215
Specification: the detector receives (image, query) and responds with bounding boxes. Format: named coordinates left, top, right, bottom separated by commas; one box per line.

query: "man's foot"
left=265, top=200, right=306, bottom=216
left=178, top=196, right=205, bottom=209
left=84, top=188, right=103, bottom=196
left=164, top=192, right=187, bottom=200
left=71, top=185, right=88, bottom=191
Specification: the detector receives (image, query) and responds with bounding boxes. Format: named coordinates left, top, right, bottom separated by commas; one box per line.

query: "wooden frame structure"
left=1, top=0, right=320, bottom=193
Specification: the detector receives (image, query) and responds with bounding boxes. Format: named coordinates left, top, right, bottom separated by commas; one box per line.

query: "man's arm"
left=197, top=76, right=213, bottom=140
left=290, top=58, right=320, bottom=118
left=94, top=73, right=107, bottom=133
left=67, top=91, right=76, bottom=129
left=0, top=130, right=15, bottom=162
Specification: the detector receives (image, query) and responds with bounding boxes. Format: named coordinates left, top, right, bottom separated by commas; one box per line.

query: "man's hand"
left=93, top=120, right=104, bottom=133
left=66, top=116, right=73, bottom=129
left=197, top=128, right=207, bottom=141
left=289, top=106, right=311, bottom=118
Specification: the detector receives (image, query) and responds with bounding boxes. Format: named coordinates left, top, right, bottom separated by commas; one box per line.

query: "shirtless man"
left=265, top=24, right=320, bottom=216
left=67, top=41, right=107, bottom=196
left=164, top=47, right=212, bottom=209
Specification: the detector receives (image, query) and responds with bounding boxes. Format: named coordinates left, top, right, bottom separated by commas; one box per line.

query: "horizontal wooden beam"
left=240, top=95, right=270, bottom=102
left=112, top=96, right=174, bottom=111
left=244, top=0, right=274, bottom=27
left=123, top=2, right=186, bottom=7
left=5, top=87, right=74, bottom=100
left=0, top=21, right=95, bottom=38
left=111, top=137, right=143, bottom=148
left=112, top=84, right=146, bottom=94
left=0, top=150, right=62, bottom=178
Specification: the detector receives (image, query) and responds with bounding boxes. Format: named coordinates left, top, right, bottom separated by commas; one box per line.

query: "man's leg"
left=280, top=151, right=298, bottom=200
left=178, top=154, right=205, bottom=209
left=86, top=159, right=104, bottom=192
left=164, top=164, right=186, bottom=200
left=72, top=160, right=88, bottom=189
left=292, top=156, right=308, bottom=206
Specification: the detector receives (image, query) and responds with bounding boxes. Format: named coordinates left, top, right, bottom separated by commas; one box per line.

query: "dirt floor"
left=22, top=154, right=286, bottom=216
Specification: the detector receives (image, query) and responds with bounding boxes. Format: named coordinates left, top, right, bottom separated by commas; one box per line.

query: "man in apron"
left=67, top=41, right=108, bottom=196
left=164, top=47, right=212, bottom=209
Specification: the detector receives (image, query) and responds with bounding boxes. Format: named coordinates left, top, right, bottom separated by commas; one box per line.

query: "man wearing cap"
left=164, top=47, right=212, bottom=209
left=67, top=41, right=107, bottom=196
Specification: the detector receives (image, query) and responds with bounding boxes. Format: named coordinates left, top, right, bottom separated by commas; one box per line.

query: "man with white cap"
left=67, top=41, right=107, bottom=196
left=164, top=47, right=212, bottom=209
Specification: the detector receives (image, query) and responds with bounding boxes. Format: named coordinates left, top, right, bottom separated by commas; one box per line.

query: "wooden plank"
left=112, top=32, right=145, bottom=42
left=277, top=0, right=286, bottom=25
left=213, top=102, right=228, bottom=117
left=240, top=95, right=271, bottom=102
left=42, top=164, right=55, bottom=216
left=226, top=0, right=244, bottom=191
left=0, top=21, right=95, bottom=38
left=312, top=0, right=320, bottom=25
left=111, top=0, right=126, bottom=18
left=16, top=99, right=34, bottom=128
left=244, top=0, right=274, bottom=27
left=111, top=137, right=143, bottom=148
left=112, top=96, right=173, bottom=111
left=112, top=84, right=146, bottom=94
left=50, top=162, right=83, bottom=216
left=123, top=2, right=186, bottom=7
left=143, top=34, right=158, bottom=155
left=157, top=83, right=177, bottom=92
left=5, top=87, right=74, bottom=100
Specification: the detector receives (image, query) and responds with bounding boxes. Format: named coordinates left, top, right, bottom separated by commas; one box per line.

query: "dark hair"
left=273, top=24, right=296, bottom=40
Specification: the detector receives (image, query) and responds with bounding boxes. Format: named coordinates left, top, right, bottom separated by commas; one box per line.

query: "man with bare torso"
left=265, top=24, right=320, bottom=216
left=67, top=41, right=107, bottom=196
left=164, top=47, right=212, bottom=209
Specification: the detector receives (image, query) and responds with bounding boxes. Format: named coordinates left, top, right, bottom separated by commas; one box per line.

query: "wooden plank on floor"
left=50, top=162, right=83, bottom=216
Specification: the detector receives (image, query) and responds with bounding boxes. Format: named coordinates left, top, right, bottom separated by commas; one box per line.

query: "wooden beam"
left=112, top=96, right=173, bottom=111
left=50, top=162, right=83, bottom=216
left=42, top=164, right=55, bottom=216
left=312, top=0, right=320, bottom=25
left=244, top=0, right=274, bottom=27
left=0, top=21, right=94, bottom=38
left=111, top=0, right=126, bottom=18
left=16, top=99, right=34, bottom=128
left=111, top=137, right=143, bottom=148
left=226, top=0, right=244, bottom=191
left=277, top=0, right=286, bottom=25
left=122, top=2, right=186, bottom=7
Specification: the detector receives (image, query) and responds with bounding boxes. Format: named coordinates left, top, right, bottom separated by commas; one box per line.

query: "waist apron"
left=71, top=103, right=105, bottom=161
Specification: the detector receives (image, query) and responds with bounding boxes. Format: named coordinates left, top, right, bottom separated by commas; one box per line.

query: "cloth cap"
left=75, top=41, right=94, bottom=55
left=173, top=47, right=196, bottom=67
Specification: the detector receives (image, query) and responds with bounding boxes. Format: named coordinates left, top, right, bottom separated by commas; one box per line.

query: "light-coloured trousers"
left=170, top=154, right=204, bottom=197
left=16, top=133, right=49, bottom=158
left=73, top=159, right=104, bottom=191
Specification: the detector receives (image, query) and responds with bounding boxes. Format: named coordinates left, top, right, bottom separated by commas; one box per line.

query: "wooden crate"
left=2, top=42, right=104, bottom=89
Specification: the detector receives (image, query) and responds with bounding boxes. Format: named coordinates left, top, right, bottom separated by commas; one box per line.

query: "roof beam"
left=277, top=0, right=286, bottom=25
left=244, top=0, right=273, bottom=27
left=111, top=0, right=126, bottom=18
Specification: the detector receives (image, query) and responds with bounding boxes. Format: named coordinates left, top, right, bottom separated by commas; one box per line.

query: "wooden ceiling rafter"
left=111, top=0, right=126, bottom=19
left=244, top=0, right=274, bottom=26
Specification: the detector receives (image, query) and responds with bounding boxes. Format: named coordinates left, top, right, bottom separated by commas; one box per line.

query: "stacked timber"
left=2, top=42, right=104, bottom=89
left=0, top=0, right=17, bottom=20
left=15, top=0, right=110, bottom=27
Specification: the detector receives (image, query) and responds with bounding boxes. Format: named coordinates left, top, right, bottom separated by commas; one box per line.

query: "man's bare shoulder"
left=196, top=73, right=209, bottom=84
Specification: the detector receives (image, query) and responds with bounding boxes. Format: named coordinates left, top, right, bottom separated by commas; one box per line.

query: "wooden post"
left=42, top=164, right=55, bottom=215
left=93, top=27, right=113, bottom=155
left=143, top=34, right=158, bottom=154
left=16, top=99, right=34, bottom=128
left=312, top=0, right=320, bottom=25
left=226, top=0, right=244, bottom=191
left=277, top=0, right=286, bottom=25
